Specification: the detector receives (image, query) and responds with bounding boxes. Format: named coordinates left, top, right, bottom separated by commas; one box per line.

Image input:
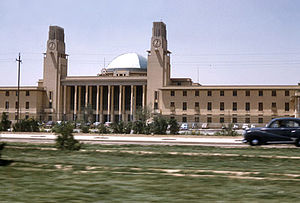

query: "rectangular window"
left=259, top=90, right=263, bottom=96
left=182, top=117, right=187, bottom=123
left=183, top=102, right=187, bottom=110
left=25, top=115, right=29, bottom=119
left=26, top=90, right=30, bottom=96
left=195, top=102, right=199, bottom=108
left=207, top=90, right=212, bottom=96
left=195, top=90, right=199, bottom=96
left=232, top=117, right=237, bottom=123
left=220, top=117, right=224, bottom=123
left=259, top=102, right=263, bottom=111
left=245, top=90, right=250, bottom=96
left=154, top=102, right=158, bottom=109
left=195, top=117, right=199, bottom=122
left=16, top=91, right=18, bottom=96
left=170, top=102, right=175, bottom=107
left=5, top=91, right=9, bottom=96
left=220, top=102, right=224, bottom=111
left=245, top=117, right=250, bottom=123
left=15, top=101, right=18, bottom=109
left=15, top=114, right=18, bottom=120
left=171, top=90, right=175, bottom=96
left=26, top=102, right=29, bottom=109
left=220, top=90, right=224, bottom=96
left=233, top=90, right=237, bottom=96
left=272, top=102, right=277, bottom=108
left=285, top=102, right=290, bottom=111
left=5, top=101, right=9, bottom=109
left=154, top=91, right=158, bottom=100
left=258, top=118, right=263, bottom=123
left=49, top=101, right=52, bottom=108
left=207, top=102, right=212, bottom=111
left=49, top=91, right=52, bottom=100
left=207, top=117, right=212, bottom=123
left=272, top=90, right=277, bottom=97
left=183, top=91, right=187, bottom=96
left=232, top=102, right=237, bottom=111
left=245, top=102, right=250, bottom=111
left=285, top=90, right=290, bottom=96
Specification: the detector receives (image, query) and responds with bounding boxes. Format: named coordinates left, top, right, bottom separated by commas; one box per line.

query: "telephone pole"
left=16, top=53, right=22, bottom=123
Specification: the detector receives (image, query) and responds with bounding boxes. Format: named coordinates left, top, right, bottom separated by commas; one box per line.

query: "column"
left=89, top=86, right=92, bottom=105
left=130, top=85, right=134, bottom=121
left=96, top=85, right=99, bottom=122
left=107, top=85, right=111, bottom=122
left=74, top=85, right=78, bottom=121
left=100, top=86, right=103, bottom=123
left=85, top=85, right=88, bottom=108
left=119, top=85, right=122, bottom=121
left=78, top=86, right=81, bottom=115
left=63, top=85, right=67, bottom=121
left=111, top=86, right=114, bottom=123
left=122, top=85, right=126, bottom=122
left=142, top=85, right=146, bottom=109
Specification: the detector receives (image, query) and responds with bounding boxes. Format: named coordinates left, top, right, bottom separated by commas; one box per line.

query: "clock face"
left=153, top=39, right=161, bottom=48
left=48, top=42, right=56, bottom=50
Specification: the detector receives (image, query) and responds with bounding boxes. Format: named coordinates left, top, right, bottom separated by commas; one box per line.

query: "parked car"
left=243, top=117, right=300, bottom=147
left=242, top=123, right=249, bottom=130
left=250, top=124, right=256, bottom=128
left=180, top=123, right=189, bottom=130
left=233, top=124, right=239, bottom=129
left=201, top=123, right=208, bottom=129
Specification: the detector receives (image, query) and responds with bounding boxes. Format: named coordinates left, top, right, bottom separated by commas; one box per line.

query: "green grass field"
left=1, top=143, right=300, bottom=202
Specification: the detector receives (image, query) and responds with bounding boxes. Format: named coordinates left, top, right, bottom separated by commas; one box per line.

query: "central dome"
left=107, top=53, right=147, bottom=70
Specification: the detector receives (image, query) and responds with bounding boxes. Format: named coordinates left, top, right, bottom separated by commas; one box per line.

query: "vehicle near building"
left=180, top=123, right=189, bottom=130
left=243, top=117, right=300, bottom=147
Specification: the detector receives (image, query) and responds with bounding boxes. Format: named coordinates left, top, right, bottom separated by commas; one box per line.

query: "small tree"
left=152, top=115, right=168, bottom=135
left=98, top=124, right=109, bottom=134
left=55, top=122, right=81, bottom=150
left=111, top=121, right=125, bottom=134
left=168, top=118, right=179, bottom=135
left=0, top=113, right=11, bottom=131
left=13, top=118, right=39, bottom=132
left=124, top=122, right=133, bottom=134
left=133, top=120, right=145, bottom=134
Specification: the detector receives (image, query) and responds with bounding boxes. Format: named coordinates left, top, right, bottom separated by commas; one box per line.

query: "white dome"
left=107, top=53, right=147, bottom=70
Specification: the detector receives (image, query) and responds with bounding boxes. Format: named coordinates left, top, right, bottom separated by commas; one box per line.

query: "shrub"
left=152, top=115, right=168, bottom=135
left=168, top=118, right=179, bottom=135
left=111, top=121, right=125, bottom=134
left=124, top=122, right=133, bottom=134
left=0, top=113, right=11, bottom=131
left=133, top=120, right=146, bottom=134
left=55, top=122, right=81, bottom=150
left=13, top=118, right=39, bottom=132
left=81, top=125, right=89, bottom=133
left=98, top=124, right=108, bottom=134
left=214, top=124, right=239, bottom=136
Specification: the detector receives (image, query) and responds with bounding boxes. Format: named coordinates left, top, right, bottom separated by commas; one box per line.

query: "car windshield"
left=269, top=120, right=300, bottom=128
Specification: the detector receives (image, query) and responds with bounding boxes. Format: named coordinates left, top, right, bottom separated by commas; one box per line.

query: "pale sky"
left=1, top=0, right=300, bottom=86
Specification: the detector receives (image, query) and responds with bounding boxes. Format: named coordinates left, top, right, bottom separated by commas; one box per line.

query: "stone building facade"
left=1, top=22, right=300, bottom=127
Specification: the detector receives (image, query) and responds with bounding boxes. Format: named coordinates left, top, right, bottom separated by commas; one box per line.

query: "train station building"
left=1, top=22, right=300, bottom=127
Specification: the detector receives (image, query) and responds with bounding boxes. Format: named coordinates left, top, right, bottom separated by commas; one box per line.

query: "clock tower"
left=43, top=26, right=68, bottom=121
left=147, top=22, right=171, bottom=112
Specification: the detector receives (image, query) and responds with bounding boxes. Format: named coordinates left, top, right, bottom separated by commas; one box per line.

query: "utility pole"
left=16, top=53, right=22, bottom=123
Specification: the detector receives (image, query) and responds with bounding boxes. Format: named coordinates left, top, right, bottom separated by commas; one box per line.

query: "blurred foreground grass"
left=1, top=143, right=300, bottom=202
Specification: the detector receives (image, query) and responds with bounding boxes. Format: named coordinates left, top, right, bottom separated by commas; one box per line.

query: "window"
left=195, top=90, right=199, bottom=96
left=272, top=90, right=277, bottom=97
left=25, top=115, right=29, bottom=119
left=245, top=117, right=250, bottom=123
left=207, top=90, right=212, bottom=96
left=5, top=101, right=9, bottom=109
left=195, top=117, right=199, bottom=122
left=207, top=102, right=212, bottom=111
left=246, top=90, right=250, bottom=96
left=207, top=117, right=212, bottom=123
left=258, top=102, right=263, bottom=111
left=170, top=116, right=175, bottom=120
left=220, top=117, right=224, bottom=123
left=182, top=117, right=187, bottom=123
left=170, top=102, right=175, bottom=107
left=183, top=91, right=187, bottom=96
left=259, top=90, right=263, bottom=96
left=154, top=91, right=158, bottom=100
left=49, top=91, right=52, bottom=100
left=26, top=90, right=30, bottom=96
left=233, top=90, right=237, bottom=96
left=245, top=102, right=250, bottom=111
left=232, top=117, right=237, bottom=123
left=195, top=102, right=199, bottom=108
left=26, top=102, right=29, bottom=109
left=171, top=90, right=175, bottom=96
left=15, top=114, right=18, bottom=120
left=285, top=103, right=290, bottom=111
left=220, top=102, right=224, bottom=111
left=220, top=90, right=224, bottom=96
left=154, top=102, right=158, bottom=109
left=5, top=91, right=9, bottom=96
left=183, top=102, right=187, bottom=110
left=272, top=102, right=277, bottom=109
left=258, top=118, right=264, bottom=123
left=285, top=90, right=290, bottom=96
left=232, top=102, right=237, bottom=111
left=16, top=91, right=18, bottom=96
left=49, top=101, right=52, bottom=108
left=15, top=101, right=18, bottom=109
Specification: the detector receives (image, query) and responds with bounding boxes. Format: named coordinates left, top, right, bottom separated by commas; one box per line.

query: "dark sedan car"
left=243, top=118, right=300, bottom=147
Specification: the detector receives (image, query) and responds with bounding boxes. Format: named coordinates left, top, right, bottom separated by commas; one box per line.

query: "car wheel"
left=249, top=138, right=261, bottom=146
left=294, top=139, right=300, bottom=147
